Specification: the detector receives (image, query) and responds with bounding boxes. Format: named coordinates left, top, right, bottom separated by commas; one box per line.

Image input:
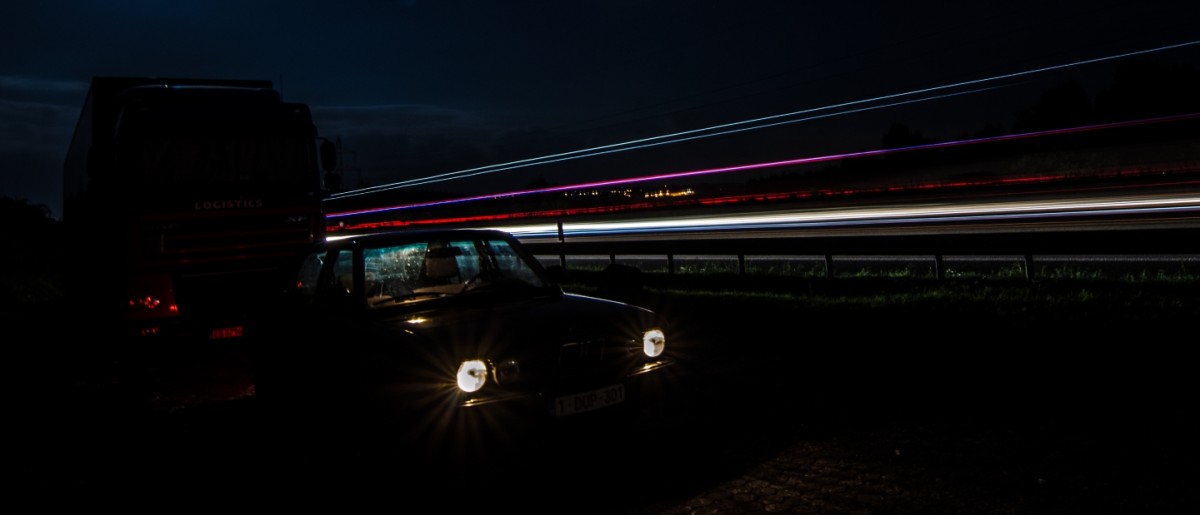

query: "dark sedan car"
left=249, top=228, right=675, bottom=463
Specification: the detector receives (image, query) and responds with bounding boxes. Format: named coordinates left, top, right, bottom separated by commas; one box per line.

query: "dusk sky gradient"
left=2, top=0, right=1197, bottom=218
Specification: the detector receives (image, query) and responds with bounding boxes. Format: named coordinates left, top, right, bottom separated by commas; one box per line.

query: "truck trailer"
left=62, top=76, right=338, bottom=407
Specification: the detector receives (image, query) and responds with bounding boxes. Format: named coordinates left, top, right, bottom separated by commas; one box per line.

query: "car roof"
left=322, top=228, right=517, bottom=250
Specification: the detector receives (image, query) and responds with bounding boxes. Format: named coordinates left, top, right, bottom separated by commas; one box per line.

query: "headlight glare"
left=642, top=329, right=666, bottom=358
left=456, top=359, right=489, bottom=393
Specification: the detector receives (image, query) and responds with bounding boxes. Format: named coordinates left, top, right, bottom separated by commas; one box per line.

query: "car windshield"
left=361, top=236, right=550, bottom=309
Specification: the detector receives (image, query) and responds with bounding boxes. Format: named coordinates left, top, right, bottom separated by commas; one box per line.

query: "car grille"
left=554, top=339, right=629, bottom=379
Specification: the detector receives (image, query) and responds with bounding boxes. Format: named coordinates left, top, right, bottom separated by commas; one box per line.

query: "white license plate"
left=553, top=384, right=625, bottom=417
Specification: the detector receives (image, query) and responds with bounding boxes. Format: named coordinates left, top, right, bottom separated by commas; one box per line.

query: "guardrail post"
left=557, top=219, right=566, bottom=268
left=609, top=254, right=616, bottom=265
left=1024, top=254, right=1034, bottom=281
left=738, top=254, right=746, bottom=275
left=934, top=254, right=944, bottom=280
left=667, top=254, right=675, bottom=276
left=824, top=254, right=834, bottom=279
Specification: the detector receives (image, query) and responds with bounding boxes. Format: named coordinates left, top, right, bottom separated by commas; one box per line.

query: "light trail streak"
left=330, top=192, right=1200, bottom=242
left=486, top=193, right=1200, bottom=239
left=329, top=39, right=1199, bottom=201
left=326, top=171, right=1200, bottom=235
left=326, top=111, right=1200, bottom=219
left=336, top=87, right=1000, bottom=194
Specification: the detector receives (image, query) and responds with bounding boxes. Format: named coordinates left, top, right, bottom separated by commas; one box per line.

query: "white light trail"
left=484, top=193, right=1200, bottom=239
left=329, top=40, right=1199, bottom=200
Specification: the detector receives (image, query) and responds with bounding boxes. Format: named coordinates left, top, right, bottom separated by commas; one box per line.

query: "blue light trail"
left=326, top=111, right=1200, bottom=219
left=328, top=40, right=1199, bottom=201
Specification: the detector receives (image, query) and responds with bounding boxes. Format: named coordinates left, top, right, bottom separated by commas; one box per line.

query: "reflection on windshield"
left=362, top=238, right=548, bottom=308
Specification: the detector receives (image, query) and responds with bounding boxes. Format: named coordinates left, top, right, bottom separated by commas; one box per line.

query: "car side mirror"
left=544, top=264, right=567, bottom=284
left=320, top=140, right=338, bottom=172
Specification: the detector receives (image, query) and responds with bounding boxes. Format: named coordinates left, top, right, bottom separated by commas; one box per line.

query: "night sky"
left=2, top=0, right=1197, bottom=218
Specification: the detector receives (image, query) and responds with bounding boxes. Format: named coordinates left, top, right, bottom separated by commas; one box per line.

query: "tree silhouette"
left=1012, top=79, right=1092, bottom=133
left=1, top=195, right=57, bottom=234
left=1094, top=57, right=1200, bottom=122
left=881, top=123, right=938, bottom=149
left=0, top=195, right=63, bottom=305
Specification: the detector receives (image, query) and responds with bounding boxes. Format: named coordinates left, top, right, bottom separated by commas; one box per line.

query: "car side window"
left=485, top=238, right=543, bottom=286
left=452, top=241, right=481, bottom=281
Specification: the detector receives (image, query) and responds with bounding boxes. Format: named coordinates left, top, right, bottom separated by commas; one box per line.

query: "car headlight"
left=642, top=329, right=665, bottom=358
left=456, top=359, right=488, bottom=393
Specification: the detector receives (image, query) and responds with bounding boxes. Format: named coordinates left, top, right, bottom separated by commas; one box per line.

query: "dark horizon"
left=3, top=1, right=1198, bottom=219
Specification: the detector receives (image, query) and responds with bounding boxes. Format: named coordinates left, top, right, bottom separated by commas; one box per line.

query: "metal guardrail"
left=520, top=225, right=1200, bottom=280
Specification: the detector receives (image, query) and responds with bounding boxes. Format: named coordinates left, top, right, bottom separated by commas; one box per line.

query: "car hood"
left=375, top=292, right=659, bottom=357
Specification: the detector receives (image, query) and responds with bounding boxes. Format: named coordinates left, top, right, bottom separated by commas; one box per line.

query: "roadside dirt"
left=11, top=281, right=1199, bottom=512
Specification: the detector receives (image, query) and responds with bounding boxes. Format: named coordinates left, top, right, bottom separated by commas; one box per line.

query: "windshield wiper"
left=371, top=290, right=453, bottom=306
